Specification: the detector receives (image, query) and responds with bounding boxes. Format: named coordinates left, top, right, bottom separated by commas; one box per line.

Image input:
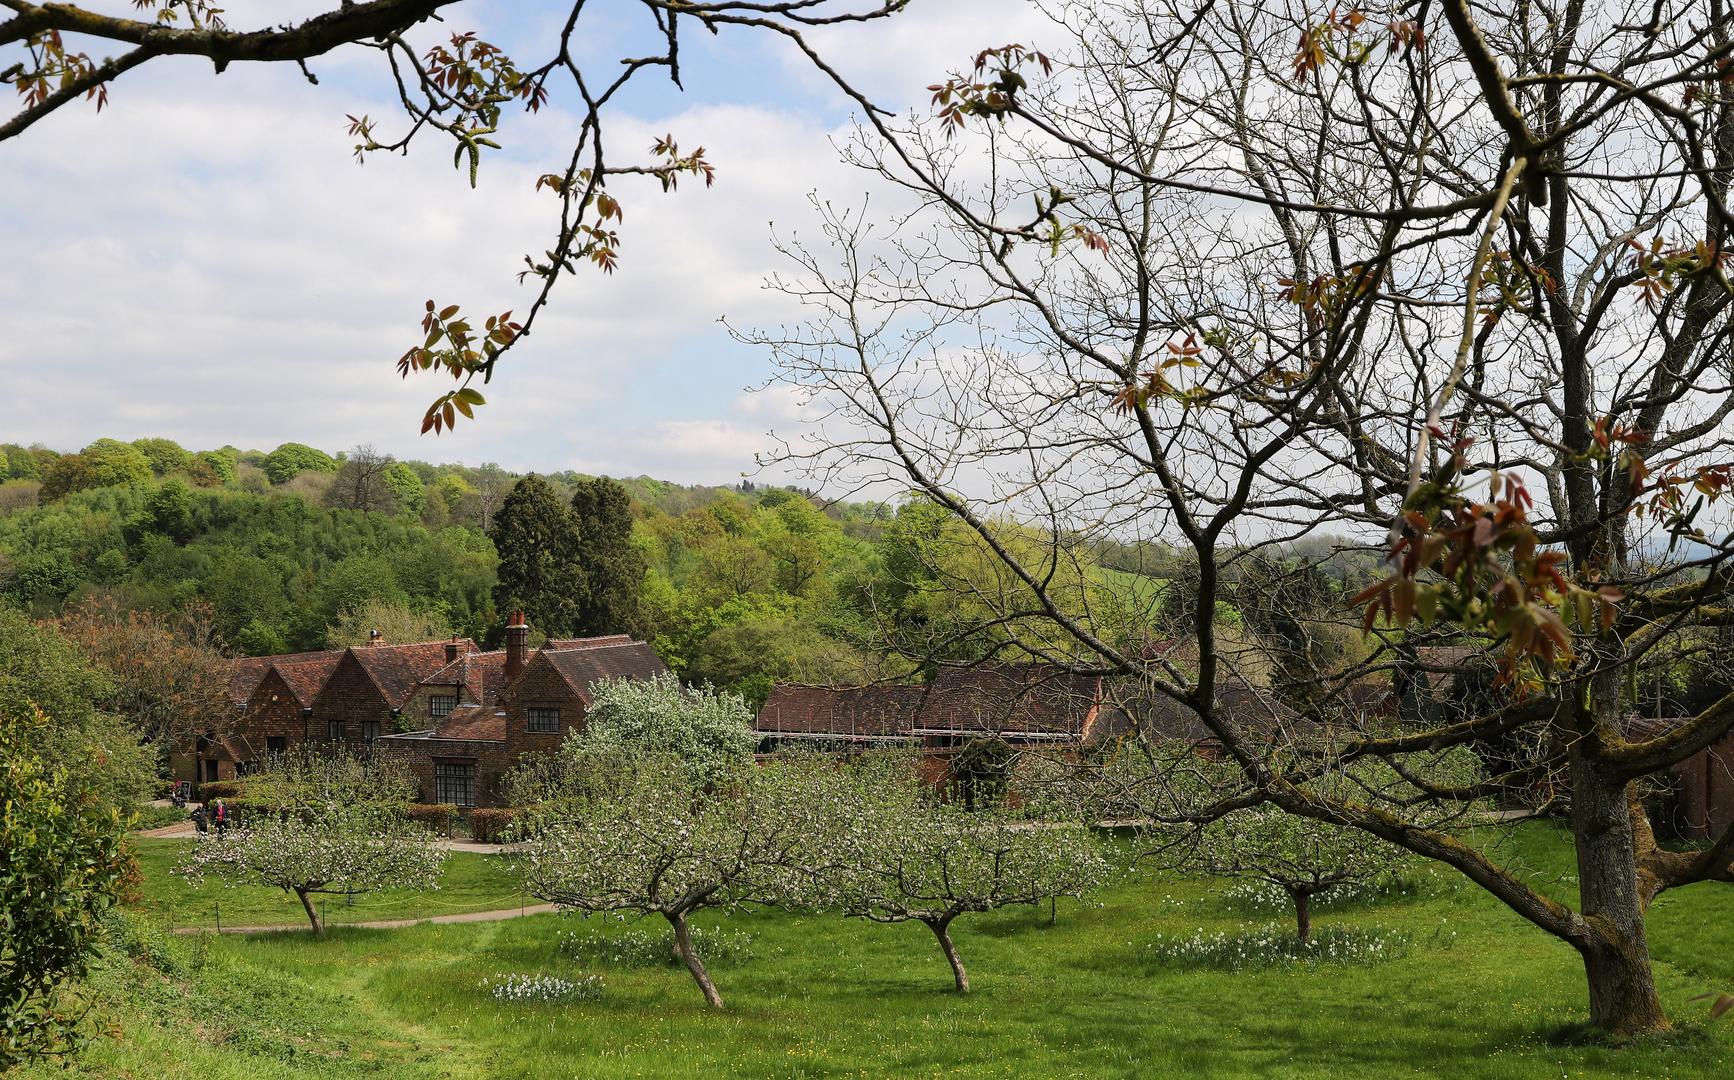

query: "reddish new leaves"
left=397, top=301, right=521, bottom=434
left=1350, top=436, right=1622, bottom=693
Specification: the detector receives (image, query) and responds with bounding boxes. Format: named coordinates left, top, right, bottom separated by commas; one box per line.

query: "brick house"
left=167, top=617, right=669, bottom=805
left=374, top=615, right=671, bottom=808
left=170, top=649, right=344, bottom=791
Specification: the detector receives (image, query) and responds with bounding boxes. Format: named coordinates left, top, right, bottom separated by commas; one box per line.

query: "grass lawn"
left=26, top=824, right=1734, bottom=1079
left=130, top=838, right=532, bottom=929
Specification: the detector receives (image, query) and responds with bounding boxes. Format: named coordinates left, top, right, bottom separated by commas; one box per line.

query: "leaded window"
left=527, top=707, right=561, bottom=733
left=434, top=762, right=476, bottom=807
left=429, top=695, right=458, bottom=718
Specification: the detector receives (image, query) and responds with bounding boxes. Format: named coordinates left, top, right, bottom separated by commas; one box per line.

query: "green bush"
left=407, top=803, right=459, bottom=834
left=198, top=781, right=243, bottom=801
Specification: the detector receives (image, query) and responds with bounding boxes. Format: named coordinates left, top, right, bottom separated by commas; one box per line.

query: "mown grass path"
left=29, top=825, right=1734, bottom=1078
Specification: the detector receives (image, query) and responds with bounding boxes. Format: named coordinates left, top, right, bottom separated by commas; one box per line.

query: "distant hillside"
left=0, top=437, right=900, bottom=706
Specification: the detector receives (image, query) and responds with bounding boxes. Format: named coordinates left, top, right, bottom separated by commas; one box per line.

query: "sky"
left=0, top=0, right=1050, bottom=486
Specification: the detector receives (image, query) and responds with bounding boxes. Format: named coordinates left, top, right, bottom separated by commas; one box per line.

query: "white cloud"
left=0, top=2, right=1034, bottom=485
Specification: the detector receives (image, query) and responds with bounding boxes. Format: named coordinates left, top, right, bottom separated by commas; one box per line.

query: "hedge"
left=197, top=781, right=243, bottom=800
left=470, top=808, right=523, bottom=844
left=407, top=803, right=459, bottom=834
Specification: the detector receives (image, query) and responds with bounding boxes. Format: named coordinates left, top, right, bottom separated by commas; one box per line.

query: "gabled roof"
left=231, top=648, right=342, bottom=705
left=345, top=642, right=455, bottom=708
left=756, top=684, right=927, bottom=738
left=210, top=733, right=262, bottom=762
left=270, top=652, right=346, bottom=708
left=229, top=657, right=274, bottom=705
left=535, top=641, right=670, bottom=706
left=420, top=650, right=510, bottom=705
left=912, top=664, right=1105, bottom=737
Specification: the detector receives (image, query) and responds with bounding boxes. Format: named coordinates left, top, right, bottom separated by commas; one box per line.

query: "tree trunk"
left=1285, top=885, right=1312, bottom=943
left=297, top=887, right=324, bottom=938
left=924, top=915, right=969, bottom=993
left=1572, top=752, right=1669, bottom=1034
left=666, top=910, right=723, bottom=1009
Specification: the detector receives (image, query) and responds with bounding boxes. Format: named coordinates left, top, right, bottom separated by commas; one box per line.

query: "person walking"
left=189, top=804, right=208, bottom=835
left=213, top=798, right=228, bottom=834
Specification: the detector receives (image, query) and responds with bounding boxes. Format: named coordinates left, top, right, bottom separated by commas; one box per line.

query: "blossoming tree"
left=515, top=753, right=831, bottom=1008
left=817, top=759, right=1109, bottom=993
left=174, top=804, right=445, bottom=936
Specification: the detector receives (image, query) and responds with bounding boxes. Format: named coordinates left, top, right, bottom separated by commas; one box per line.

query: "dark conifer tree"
left=570, top=477, right=646, bottom=637
left=489, top=475, right=584, bottom=636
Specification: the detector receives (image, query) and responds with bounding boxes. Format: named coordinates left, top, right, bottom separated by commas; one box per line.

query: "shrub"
left=198, top=781, right=243, bottom=801
left=407, top=803, right=459, bottom=834
left=470, top=807, right=519, bottom=844
left=558, top=925, right=755, bottom=970
left=113, top=842, right=145, bottom=907
left=132, top=805, right=188, bottom=830
left=478, top=973, right=603, bottom=1004
left=1141, top=922, right=1410, bottom=971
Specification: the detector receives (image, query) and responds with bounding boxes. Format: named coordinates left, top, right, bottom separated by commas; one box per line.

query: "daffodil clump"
left=478, top=973, right=604, bottom=1004
left=1143, top=923, right=1409, bottom=971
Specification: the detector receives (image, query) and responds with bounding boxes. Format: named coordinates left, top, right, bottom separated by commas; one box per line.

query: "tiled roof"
left=433, top=704, right=508, bottom=741
left=231, top=648, right=344, bottom=705
left=211, top=734, right=262, bottom=762
left=229, top=657, right=274, bottom=705
left=912, top=664, right=1105, bottom=737
left=539, top=642, right=670, bottom=704
left=347, top=642, right=455, bottom=708
left=1099, top=678, right=1301, bottom=743
left=421, top=651, right=511, bottom=705
left=544, top=635, right=635, bottom=650
left=272, top=652, right=345, bottom=708
left=756, top=684, right=927, bottom=738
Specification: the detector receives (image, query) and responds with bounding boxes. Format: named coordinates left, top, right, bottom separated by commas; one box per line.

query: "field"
left=22, top=824, right=1734, bottom=1079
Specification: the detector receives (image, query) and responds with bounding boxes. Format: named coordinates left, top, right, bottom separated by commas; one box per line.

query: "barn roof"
left=756, top=684, right=928, bottom=739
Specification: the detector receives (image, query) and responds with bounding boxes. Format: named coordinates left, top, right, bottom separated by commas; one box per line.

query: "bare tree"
left=757, top=0, right=1734, bottom=1034
left=326, top=444, right=395, bottom=514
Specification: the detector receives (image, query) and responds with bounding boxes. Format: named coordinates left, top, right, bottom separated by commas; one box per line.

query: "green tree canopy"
left=383, top=462, right=425, bottom=514
left=129, top=438, right=190, bottom=477
left=81, top=440, right=152, bottom=489
left=261, top=443, right=338, bottom=485
left=0, top=607, right=151, bottom=809
left=489, top=474, right=583, bottom=637
left=570, top=477, right=645, bottom=636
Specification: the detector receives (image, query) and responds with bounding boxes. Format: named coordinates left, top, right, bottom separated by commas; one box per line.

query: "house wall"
left=312, top=653, right=396, bottom=751
left=400, top=682, right=466, bottom=732
left=242, top=669, right=314, bottom=750
left=499, top=660, right=590, bottom=750
left=382, top=737, right=527, bottom=808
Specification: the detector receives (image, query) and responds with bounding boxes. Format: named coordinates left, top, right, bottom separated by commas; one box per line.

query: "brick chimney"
left=445, top=634, right=463, bottom=664
left=504, top=611, right=528, bottom=683
left=368, top=629, right=383, bottom=647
